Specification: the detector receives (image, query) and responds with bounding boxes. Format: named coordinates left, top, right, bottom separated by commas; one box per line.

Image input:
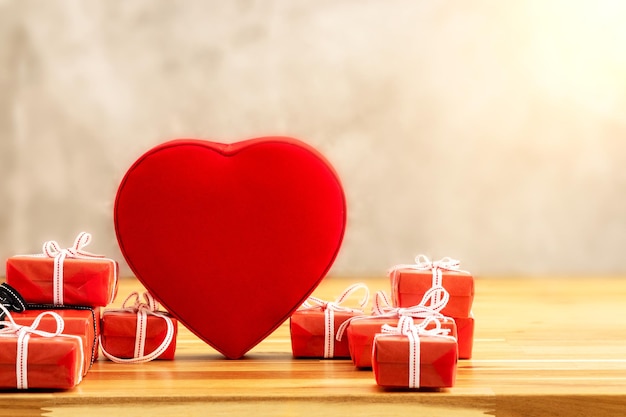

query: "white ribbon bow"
left=100, top=292, right=175, bottom=364
left=388, top=254, right=467, bottom=307
left=42, top=232, right=105, bottom=305
left=0, top=304, right=84, bottom=389
left=372, top=287, right=450, bottom=318
left=334, top=286, right=451, bottom=342
left=300, top=283, right=369, bottom=358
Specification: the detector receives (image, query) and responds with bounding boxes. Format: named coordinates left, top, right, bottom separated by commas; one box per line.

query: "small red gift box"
left=290, top=309, right=359, bottom=358
left=372, top=317, right=457, bottom=389
left=100, top=292, right=177, bottom=362
left=0, top=308, right=84, bottom=389
left=10, top=306, right=100, bottom=375
left=389, top=255, right=474, bottom=318
left=290, top=283, right=369, bottom=359
left=6, top=233, right=118, bottom=307
left=347, top=316, right=457, bottom=368
left=455, top=315, right=475, bottom=360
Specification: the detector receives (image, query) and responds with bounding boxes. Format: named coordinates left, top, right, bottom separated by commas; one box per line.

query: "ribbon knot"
left=373, top=286, right=450, bottom=319
left=41, top=232, right=105, bottom=306
left=121, top=291, right=160, bottom=313
left=42, top=232, right=103, bottom=260
left=413, top=254, right=461, bottom=272
left=300, top=283, right=369, bottom=358
left=380, top=315, right=451, bottom=338
left=302, top=282, right=369, bottom=313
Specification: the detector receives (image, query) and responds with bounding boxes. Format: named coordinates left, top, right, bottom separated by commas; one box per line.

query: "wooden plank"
left=1, top=276, right=625, bottom=416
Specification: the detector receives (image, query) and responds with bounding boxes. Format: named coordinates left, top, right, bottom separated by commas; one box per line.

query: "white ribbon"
left=388, top=254, right=467, bottom=307
left=334, top=287, right=451, bottom=342
left=0, top=304, right=84, bottom=389
left=372, top=287, right=450, bottom=318
left=376, top=315, right=453, bottom=389
left=299, top=283, right=369, bottom=358
left=41, top=232, right=116, bottom=305
left=100, top=292, right=175, bottom=364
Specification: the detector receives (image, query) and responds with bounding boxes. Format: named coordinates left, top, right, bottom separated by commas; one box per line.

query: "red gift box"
left=290, top=283, right=369, bottom=359
left=10, top=306, right=100, bottom=375
left=100, top=292, right=177, bottom=362
left=290, top=309, right=360, bottom=358
left=346, top=316, right=457, bottom=368
left=455, top=314, right=475, bottom=359
left=371, top=317, right=457, bottom=389
left=0, top=308, right=84, bottom=389
left=389, top=255, right=474, bottom=318
left=6, top=233, right=118, bottom=307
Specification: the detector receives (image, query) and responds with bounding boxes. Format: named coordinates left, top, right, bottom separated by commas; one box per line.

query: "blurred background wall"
left=2, top=0, right=626, bottom=278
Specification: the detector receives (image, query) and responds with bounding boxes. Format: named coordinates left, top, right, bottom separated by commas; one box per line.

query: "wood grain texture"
left=1, top=276, right=625, bottom=416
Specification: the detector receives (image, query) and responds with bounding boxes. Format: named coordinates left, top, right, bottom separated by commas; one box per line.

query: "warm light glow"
left=527, top=1, right=626, bottom=116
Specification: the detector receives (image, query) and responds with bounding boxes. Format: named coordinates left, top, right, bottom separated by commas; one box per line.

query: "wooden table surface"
left=1, top=276, right=625, bottom=417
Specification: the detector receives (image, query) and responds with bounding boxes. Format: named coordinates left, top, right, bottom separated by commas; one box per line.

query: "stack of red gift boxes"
left=1, top=235, right=470, bottom=391
left=290, top=254, right=474, bottom=390
left=0, top=232, right=177, bottom=390
left=389, top=255, right=475, bottom=361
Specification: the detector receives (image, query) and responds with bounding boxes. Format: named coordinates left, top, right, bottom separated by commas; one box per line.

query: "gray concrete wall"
left=2, top=1, right=626, bottom=278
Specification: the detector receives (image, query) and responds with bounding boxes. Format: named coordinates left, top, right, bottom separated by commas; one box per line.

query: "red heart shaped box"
left=114, top=137, right=346, bottom=359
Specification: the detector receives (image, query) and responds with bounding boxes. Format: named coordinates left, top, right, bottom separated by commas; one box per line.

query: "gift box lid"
left=0, top=334, right=82, bottom=364
left=7, top=256, right=118, bottom=282
left=374, top=334, right=458, bottom=364
left=6, top=256, right=119, bottom=307
left=16, top=306, right=98, bottom=333
left=290, top=309, right=361, bottom=336
left=393, top=269, right=474, bottom=296
left=102, top=310, right=176, bottom=338
left=347, top=316, right=398, bottom=336
left=350, top=316, right=458, bottom=339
